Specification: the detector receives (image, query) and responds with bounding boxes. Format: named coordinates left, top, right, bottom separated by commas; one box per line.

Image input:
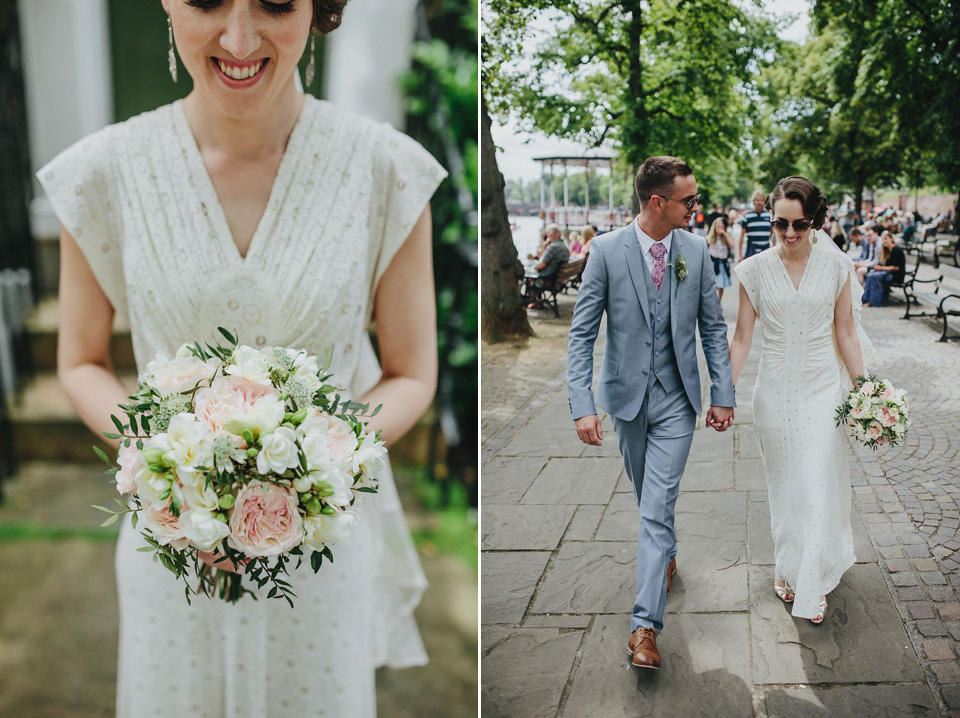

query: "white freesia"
left=133, top=464, right=171, bottom=505
left=179, top=509, right=229, bottom=552
left=225, top=345, right=272, bottom=385
left=180, top=481, right=220, bottom=512
left=352, top=432, right=387, bottom=484
left=300, top=430, right=331, bottom=470
left=257, top=426, right=301, bottom=475
left=291, top=355, right=322, bottom=392
left=302, top=511, right=357, bottom=551
left=163, top=414, right=213, bottom=479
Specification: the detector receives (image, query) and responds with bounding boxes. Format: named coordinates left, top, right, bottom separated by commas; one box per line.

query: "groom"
left=566, top=156, right=736, bottom=669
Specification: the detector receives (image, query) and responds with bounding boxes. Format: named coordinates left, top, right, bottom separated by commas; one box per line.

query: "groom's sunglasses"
left=771, top=218, right=814, bottom=233
left=654, top=193, right=701, bottom=211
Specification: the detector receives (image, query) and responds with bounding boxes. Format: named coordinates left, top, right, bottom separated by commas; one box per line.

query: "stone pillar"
left=18, top=0, right=113, bottom=295
left=322, top=0, right=418, bottom=129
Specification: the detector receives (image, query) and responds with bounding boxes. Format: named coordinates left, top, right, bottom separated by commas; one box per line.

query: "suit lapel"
left=670, top=232, right=682, bottom=340
left=623, top=235, right=651, bottom=321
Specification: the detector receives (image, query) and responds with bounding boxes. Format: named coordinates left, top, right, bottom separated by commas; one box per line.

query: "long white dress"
left=38, top=96, right=446, bottom=717
left=734, top=235, right=867, bottom=618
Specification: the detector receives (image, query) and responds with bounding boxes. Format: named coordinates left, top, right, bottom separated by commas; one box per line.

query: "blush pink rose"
left=878, top=407, right=899, bottom=428
left=324, top=415, right=358, bottom=464
left=142, top=498, right=190, bottom=550
left=881, top=388, right=894, bottom=400
left=866, top=421, right=884, bottom=440
left=147, top=355, right=218, bottom=396
left=227, top=481, right=303, bottom=557
left=115, top=444, right=141, bottom=495
left=194, top=377, right=278, bottom=430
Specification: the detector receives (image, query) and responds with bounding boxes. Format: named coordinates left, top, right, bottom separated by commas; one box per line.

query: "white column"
left=609, top=161, right=614, bottom=229
left=322, top=0, right=418, bottom=128
left=562, top=161, right=569, bottom=229
left=19, top=0, right=114, bottom=241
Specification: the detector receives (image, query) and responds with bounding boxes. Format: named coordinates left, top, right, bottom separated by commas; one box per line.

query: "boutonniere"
left=667, top=253, right=687, bottom=297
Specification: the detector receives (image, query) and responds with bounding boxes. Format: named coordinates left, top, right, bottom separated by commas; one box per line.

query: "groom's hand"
left=575, top=414, right=604, bottom=446
left=706, top=406, right=734, bottom=432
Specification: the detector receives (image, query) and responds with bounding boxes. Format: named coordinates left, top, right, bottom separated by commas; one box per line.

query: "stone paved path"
left=481, top=258, right=960, bottom=717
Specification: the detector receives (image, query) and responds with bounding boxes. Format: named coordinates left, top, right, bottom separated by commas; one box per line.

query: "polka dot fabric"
left=734, top=237, right=862, bottom=619
left=38, top=97, right=445, bottom=717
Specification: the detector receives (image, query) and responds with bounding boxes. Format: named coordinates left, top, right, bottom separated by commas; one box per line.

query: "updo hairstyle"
left=312, top=0, right=349, bottom=34
left=765, top=176, right=828, bottom=230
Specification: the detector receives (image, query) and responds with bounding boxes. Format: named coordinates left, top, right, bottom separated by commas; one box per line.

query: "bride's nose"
left=220, top=5, right=262, bottom=60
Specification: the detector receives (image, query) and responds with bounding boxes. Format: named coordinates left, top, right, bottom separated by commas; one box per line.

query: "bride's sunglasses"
left=771, top=218, right=813, bottom=233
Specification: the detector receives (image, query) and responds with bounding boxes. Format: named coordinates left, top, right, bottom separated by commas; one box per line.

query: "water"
left=510, top=215, right=544, bottom=259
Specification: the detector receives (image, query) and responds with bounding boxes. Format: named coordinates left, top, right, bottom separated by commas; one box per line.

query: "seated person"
left=847, top=227, right=864, bottom=255
left=863, top=232, right=906, bottom=307
left=576, top=225, right=596, bottom=258
left=568, top=230, right=582, bottom=256
left=523, top=223, right=570, bottom=308
left=854, top=226, right=882, bottom=285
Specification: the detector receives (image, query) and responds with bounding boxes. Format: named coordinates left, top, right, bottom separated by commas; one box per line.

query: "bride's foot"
left=773, top=580, right=794, bottom=603
left=810, top=596, right=828, bottom=624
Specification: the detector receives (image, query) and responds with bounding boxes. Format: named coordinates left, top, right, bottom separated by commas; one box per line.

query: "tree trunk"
left=625, top=1, right=645, bottom=217
left=481, top=97, right=533, bottom=344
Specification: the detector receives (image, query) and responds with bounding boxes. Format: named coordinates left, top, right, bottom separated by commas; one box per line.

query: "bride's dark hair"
left=312, top=0, right=349, bottom=34
left=765, top=177, right=828, bottom=229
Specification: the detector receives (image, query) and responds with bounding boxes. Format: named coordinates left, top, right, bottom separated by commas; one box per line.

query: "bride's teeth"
left=218, top=60, right=262, bottom=81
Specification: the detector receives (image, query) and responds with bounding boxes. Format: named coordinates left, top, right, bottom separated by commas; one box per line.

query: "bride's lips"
left=212, top=57, right=269, bottom=88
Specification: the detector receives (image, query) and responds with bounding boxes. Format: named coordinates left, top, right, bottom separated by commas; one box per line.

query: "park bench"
left=524, top=257, right=587, bottom=317
left=899, top=259, right=958, bottom=341
left=933, top=234, right=960, bottom=269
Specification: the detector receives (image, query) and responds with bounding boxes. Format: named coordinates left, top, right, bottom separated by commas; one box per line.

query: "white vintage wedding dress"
left=734, top=232, right=871, bottom=619
left=38, top=95, right=446, bottom=717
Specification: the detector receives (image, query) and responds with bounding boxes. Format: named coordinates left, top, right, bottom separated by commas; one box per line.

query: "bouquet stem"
left=216, top=570, right=246, bottom=603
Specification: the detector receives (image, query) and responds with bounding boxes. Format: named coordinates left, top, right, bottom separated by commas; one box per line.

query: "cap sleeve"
left=36, top=127, right=127, bottom=317
left=367, top=123, right=447, bottom=305
left=732, top=255, right=759, bottom=311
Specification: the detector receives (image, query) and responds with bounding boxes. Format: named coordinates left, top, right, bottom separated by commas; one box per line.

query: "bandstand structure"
left=534, top=154, right=632, bottom=231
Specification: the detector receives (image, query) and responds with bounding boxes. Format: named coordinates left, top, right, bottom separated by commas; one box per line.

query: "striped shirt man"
left=739, top=209, right=773, bottom=258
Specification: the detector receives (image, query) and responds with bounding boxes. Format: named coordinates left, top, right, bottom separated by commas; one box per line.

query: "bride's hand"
left=198, top=550, right=249, bottom=574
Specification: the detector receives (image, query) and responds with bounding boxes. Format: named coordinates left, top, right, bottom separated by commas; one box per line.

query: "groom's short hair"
left=634, top=156, right=694, bottom=206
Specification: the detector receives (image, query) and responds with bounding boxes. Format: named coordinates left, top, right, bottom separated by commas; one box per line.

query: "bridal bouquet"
left=93, top=328, right=386, bottom=606
left=835, top=375, right=910, bottom=450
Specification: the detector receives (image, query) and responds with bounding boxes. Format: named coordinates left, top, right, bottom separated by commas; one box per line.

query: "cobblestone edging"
left=850, top=300, right=960, bottom=718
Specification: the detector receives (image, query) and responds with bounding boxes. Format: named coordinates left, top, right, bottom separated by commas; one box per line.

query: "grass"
left=402, top=465, right=478, bottom=572
left=0, top=521, right=118, bottom=542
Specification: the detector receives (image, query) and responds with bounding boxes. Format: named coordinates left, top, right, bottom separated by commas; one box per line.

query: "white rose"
left=133, top=464, right=171, bottom=504
left=300, top=431, right=332, bottom=471
left=223, top=395, right=285, bottom=438
left=256, top=426, right=300, bottom=475
left=302, top=511, right=357, bottom=551
left=226, top=345, right=272, bottom=385
left=179, top=509, right=229, bottom=552
left=295, top=464, right=353, bottom=505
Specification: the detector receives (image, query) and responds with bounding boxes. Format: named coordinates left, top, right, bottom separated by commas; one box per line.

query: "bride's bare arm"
left=834, top=277, right=865, bottom=382
left=359, top=205, right=438, bottom=446
left=729, top=282, right=756, bottom=387
left=57, top=227, right=128, bottom=449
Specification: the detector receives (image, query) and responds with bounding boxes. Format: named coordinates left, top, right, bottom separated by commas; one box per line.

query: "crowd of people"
left=520, top=196, right=954, bottom=311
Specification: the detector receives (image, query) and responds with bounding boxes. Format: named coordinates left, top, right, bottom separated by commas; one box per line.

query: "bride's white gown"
left=735, top=235, right=866, bottom=618
left=38, top=96, right=446, bottom=717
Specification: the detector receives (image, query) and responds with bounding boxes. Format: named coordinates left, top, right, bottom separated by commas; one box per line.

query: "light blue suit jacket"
left=566, top=224, right=736, bottom=421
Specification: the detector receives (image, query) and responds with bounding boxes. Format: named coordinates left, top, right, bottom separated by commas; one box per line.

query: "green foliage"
left=401, top=0, right=478, bottom=506
left=406, top=465, right=478, bottom=571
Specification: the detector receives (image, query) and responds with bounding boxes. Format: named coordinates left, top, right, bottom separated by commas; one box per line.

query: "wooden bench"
left=523, top=257, right=587, bottom=317
left=934, top=294, right=960, bottom=342
left=933, top=233, right=960, bottom=269
left=901, top=258, right=945, bottom=321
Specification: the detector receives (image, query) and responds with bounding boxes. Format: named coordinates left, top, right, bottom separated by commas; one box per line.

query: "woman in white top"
left=43, top=1, right=446, bottom=715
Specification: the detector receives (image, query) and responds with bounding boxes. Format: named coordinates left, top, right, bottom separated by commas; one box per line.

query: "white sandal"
left=810, top=596, right=827, bottom=624
left=773, top=580, right=794, bottom=603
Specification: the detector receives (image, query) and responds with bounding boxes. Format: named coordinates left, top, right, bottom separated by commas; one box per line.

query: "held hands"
left=706, top=406, right=734, bottom=432
left=575, top=414, right=604, bottom=446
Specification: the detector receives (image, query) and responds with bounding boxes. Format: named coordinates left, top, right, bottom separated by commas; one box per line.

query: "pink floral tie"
left=650, top=242, right=667, bottom=291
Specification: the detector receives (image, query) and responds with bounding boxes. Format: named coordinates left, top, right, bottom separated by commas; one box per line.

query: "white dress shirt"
left=633, top=217, right=674, bottom=276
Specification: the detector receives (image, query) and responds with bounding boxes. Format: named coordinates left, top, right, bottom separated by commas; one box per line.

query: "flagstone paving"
left=481, top=261, right=960, bottom=717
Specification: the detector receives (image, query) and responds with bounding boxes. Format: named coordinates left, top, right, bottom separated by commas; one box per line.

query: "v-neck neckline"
left=774, top=243, right=814, bottom=292
left=173, top=98, right=311, bottom=265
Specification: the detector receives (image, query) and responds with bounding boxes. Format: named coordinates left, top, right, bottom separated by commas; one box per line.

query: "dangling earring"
left=167, top=15, right=178, bottom=83
left=304, top=33, right=316, bottom=87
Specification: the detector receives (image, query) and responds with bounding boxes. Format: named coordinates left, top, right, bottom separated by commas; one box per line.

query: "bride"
left=41, top=1, right=446, bottom=715
left=729, top=177, right=869, bottom=624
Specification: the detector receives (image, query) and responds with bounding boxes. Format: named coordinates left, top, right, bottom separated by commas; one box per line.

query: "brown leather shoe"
left=666, top=558, right=677, bottom=594
left=627, top=627, right=661, bottom=669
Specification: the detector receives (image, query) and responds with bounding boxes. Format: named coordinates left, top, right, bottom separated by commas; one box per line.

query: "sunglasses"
left=771, top=218, right=813, bottom=233
left=654, top=193, right=701, bottom=211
